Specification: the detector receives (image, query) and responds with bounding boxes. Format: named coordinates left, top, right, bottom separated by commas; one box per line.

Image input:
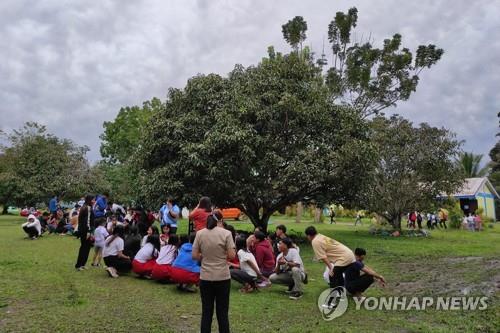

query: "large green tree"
left=100, top=98, right=162, bottom=164
left=99, top=98, right=163, bottom=203
left=134, top=49, right=374, bottom=231
left=0, top=123, right=102, bottom=211
left=364, top=116, right=463, bottom=229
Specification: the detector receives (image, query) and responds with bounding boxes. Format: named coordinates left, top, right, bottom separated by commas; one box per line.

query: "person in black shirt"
left=344, top=248, right=386, bottom=298
left=124, top=225, right=142, bottom=260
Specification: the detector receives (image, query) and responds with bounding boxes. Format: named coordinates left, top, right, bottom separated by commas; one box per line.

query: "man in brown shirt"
left=305, top=226, right=355, bottom=289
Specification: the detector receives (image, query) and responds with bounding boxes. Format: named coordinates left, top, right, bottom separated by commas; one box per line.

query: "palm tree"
left=456, top=152, right=489, bottom=177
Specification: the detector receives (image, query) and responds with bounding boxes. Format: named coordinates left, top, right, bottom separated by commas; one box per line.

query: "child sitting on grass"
left=132, top=234, right=160, bottom=278
left=103, top=225, right=131, bottom=278
left=141, top=225, right=159, bottom=247
left=168, top=234, right=200, bottom=292
left=230, top=237, right=265, bottom=293
left=151, top=234, right=179, bottom=281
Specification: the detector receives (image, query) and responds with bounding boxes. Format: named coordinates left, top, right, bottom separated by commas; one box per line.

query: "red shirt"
left=253, top=240, right=275, bottom=273
left=189, top=208, right=211, bottom=232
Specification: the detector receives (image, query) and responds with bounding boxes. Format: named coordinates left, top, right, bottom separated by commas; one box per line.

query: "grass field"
left=0, top=214, right=499, bottom=333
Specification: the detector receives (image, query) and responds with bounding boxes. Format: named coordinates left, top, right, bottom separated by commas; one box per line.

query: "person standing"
left=75, top=195, right=95, bottom=270
left=161, top=197, right=180, bottom=234
left=416, top=212, right=423, bottom=229
left=94, top=192, right=109, bottom=219
left=467, top=213, right=475, bottom=231
left=354, top=212, right=362, bottom=226
left=329, top=205, right=336, bottom=224
left=192, top=211, right=236, bottom=333
left=189, top=196, right=212, bottom=232
left=305, top=226, right=355, bottom=290
left=49, top=195, right=58, bottom=219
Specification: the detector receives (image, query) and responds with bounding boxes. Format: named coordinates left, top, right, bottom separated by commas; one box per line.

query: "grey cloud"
left=0, top=0, right=498, bottom=163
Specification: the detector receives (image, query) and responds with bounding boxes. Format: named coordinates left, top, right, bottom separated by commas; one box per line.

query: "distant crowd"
left=405, top=210, right=484, bottom=231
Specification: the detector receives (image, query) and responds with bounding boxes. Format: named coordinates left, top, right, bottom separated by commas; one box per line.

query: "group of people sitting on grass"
left=23, top=194, right=386, bottom=303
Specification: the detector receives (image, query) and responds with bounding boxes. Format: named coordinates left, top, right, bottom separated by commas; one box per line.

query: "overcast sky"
left=1, top=0, right=498, bottom=163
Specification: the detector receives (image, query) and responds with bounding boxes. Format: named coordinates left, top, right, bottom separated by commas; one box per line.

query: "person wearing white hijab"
left=22, top=214, right=42, bottom=239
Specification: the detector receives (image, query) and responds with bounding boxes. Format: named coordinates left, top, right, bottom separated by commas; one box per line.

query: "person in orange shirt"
left=189, top=196, right=212, bottom=232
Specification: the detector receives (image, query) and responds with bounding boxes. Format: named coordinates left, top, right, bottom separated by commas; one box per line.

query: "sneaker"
left=106, top=267, right=119, bottom=278
left=183, top=284, right=197, bottom=293
left=289, top=291, right=303, bottom=300
left=284, top=285, right=294, bottom=294
left=257, top=280, right=271, bottom=288
left=76, top=266, right=85, bottom=271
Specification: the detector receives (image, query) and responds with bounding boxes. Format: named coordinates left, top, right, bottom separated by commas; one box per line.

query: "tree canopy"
left=363, top=116, right=463, bottom=229
left=134, top=49, right=374, bottom=230
left=0, top=123, right=106, bottom=212
left=281, top=7, right=444, bottom=118
left=100, top=98, right=161, bottom=164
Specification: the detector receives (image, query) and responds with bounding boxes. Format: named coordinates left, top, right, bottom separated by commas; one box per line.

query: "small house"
left=449, top=177, right=499, bottom=220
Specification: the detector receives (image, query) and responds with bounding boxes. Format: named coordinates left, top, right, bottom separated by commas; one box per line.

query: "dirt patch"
left=388, top=256, right=500, bottom=297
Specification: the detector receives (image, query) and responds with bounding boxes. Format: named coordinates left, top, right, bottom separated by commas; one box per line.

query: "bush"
left=446, top=202, right=464, bottom=229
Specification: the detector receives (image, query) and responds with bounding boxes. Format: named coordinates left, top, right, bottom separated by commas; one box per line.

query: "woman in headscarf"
left=22, top=214, right=42, bottom=239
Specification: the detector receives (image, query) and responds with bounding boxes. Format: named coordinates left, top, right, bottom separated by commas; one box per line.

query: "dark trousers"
left=230, top=269, right=256, bottom=286
left=329, top=264, right=352, bottom=288
left=200, top=279, right=231, bottom=333
left=104, top=255, right=132, bottom=272
left=23, top=226, right=38, bottom=238
left=346, top=274, right=374, bottom=294
left=439, top=220, right=447, bottom=229
left=75, top=235, right=93, bottom=268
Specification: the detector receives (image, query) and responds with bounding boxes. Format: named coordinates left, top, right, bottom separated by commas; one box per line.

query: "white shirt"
left=22, top=215, right=41, bottom=236
left=111, top=203, right=126, bottom=215
left=141, top=235, right=148, bottom=247
left=94, top=226, right=109, bottom=248
left=276, top=248, right=304, bottom=274
left=134, top=243, right=158, bottom=263
left=156, top=244, right=177, bottom=265
left=238, top=249, right=258, bottom=277
left=103, top=237, right=124, bottom=257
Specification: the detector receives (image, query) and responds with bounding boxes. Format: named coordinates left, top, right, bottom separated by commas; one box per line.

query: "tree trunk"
left=245, top=208, right=272, bottom=233
left=314, top=207, right=322, bottom=223
left=295, top=202, right=303, bottom=223
left=391, top=214, right=402, bottom=230
left=1, top=205, right=8, bottom=215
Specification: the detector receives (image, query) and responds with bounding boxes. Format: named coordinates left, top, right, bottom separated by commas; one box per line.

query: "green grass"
left=0, top=215, right=499, bottom=332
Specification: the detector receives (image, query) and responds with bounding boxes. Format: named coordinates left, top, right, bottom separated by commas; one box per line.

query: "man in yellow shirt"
left=305, top=226, right=355, bottom=289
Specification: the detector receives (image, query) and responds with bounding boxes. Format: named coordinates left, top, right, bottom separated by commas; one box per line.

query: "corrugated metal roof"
left=451, top=177, right=500, bottom=198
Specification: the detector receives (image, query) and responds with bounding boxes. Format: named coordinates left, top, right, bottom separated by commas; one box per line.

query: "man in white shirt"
left=269, top=238, right=307, bottom=300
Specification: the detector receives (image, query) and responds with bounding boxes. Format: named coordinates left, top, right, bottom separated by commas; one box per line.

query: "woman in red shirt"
left=189, top=197, right=212, bottom=232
